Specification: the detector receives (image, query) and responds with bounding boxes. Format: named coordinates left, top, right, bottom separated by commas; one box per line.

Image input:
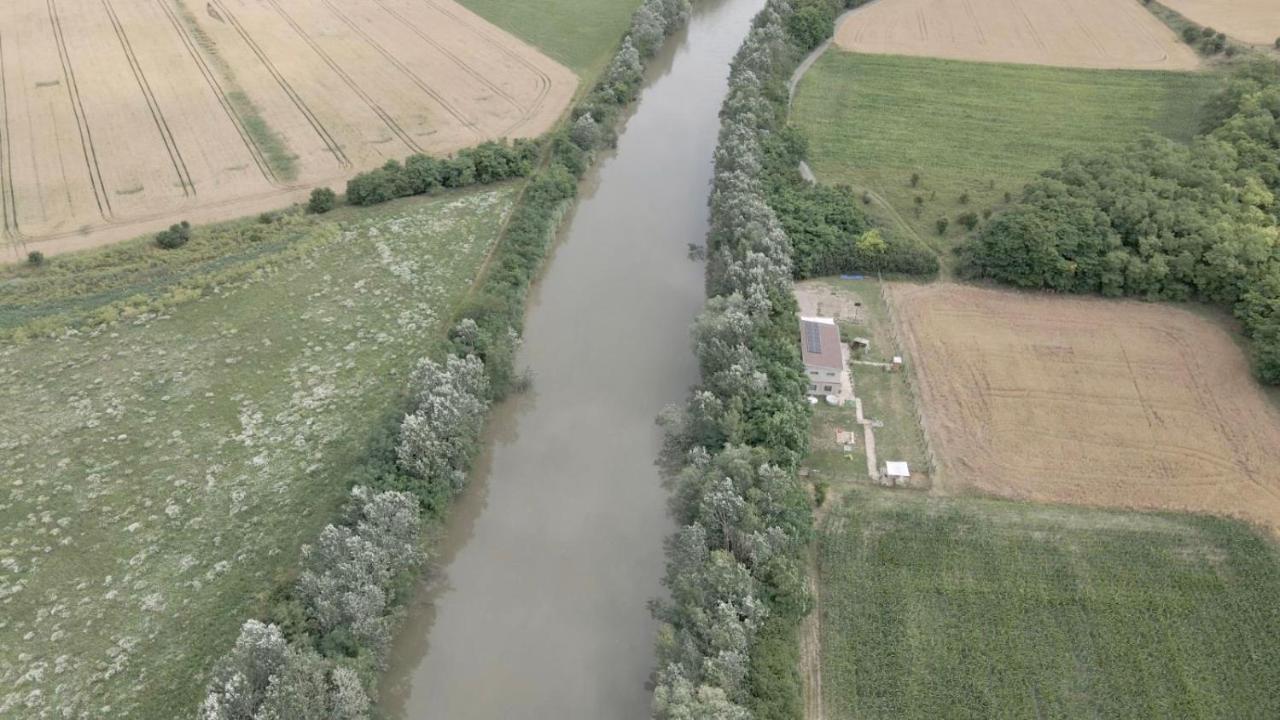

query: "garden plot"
left=888, top=283, right=1280, bottom=531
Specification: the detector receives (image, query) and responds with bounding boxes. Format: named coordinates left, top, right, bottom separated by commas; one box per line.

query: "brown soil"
left=0, top=0, right=576, bottom=261
left=1160, top=0, right=1280, bottom=46
left=835, top=0, right=1201, bottom=70
left=889, top=283, right=1280, bottom=532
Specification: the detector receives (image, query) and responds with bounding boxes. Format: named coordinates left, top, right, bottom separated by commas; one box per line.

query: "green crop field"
left=817, top=487, right=1280, bottom=718
left=0, top=188, right=515, bottom=718
left=792, top=51, right=1217, bottom=254
left=457, top=0, right=642, bottom=78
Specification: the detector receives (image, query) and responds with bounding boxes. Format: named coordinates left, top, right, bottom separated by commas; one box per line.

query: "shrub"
left=155, top=221, right=192, bottom=249
left=307, top=187, right=336, bottom=214
left=957, top=211, right=979, bottom=231
left=958, top=191, right=970, bottom=204
left=909, top=172, right=920, bottom=188
left=26, top=250, right=44, bottom=267
left=936, top=217, right=950, bottom=235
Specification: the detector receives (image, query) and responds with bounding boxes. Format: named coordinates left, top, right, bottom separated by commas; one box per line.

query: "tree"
left=307, top=187, right=336, bottom=214
left=156, top=221, right=192, bottom=249
left=630, top=4, right=666, bottom=56
left=26, top=250, right=44, bottom=267
left=570, top=113, right=602, bottom=151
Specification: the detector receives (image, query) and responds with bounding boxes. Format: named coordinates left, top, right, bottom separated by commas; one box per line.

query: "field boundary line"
left=210, top=0, right=351, bottom=168
left=264, top=0, right=424, bottom=154
left=154, top=0, right=278, bottom=185
left=418, top=0, right=555, bottom=136
left=317, top=0, right=484, bottom=139
left=47, top=0, right=112, bottom=219
left=102, top=0, right=195, bottom=198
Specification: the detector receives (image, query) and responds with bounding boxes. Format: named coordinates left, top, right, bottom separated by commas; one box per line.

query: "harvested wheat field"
left=888, top=283, right=1280, bottom=531
left=1161, top=0, right=1280, bottom=46
left=835, top=0, right=1201, bottom=70
left=0, top=0, right=575, bottom=261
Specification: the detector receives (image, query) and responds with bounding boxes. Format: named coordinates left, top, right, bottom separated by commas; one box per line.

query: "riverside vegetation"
left=651, top=1, right=936, bottom=718
left=196, top=0, right=695, bottom=717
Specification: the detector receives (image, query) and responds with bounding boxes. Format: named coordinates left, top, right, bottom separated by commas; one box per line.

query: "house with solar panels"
left=800, top=315, right=847, bottom=397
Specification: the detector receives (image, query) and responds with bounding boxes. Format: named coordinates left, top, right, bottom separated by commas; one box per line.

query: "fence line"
left=877, top=280, right=941, bottom=481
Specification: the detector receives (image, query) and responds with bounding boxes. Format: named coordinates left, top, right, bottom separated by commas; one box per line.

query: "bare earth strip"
left=835, top=0, right=1201, bottom=70
left=0, top=0, right=575, bottom=260
left=1160, top=0, right=1280, bottom=46
left=889, top=283, right=1280, bottom=532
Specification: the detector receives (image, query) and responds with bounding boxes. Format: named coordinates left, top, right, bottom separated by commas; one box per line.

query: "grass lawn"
left=0, top=188, right=516, bottom=718
left=792, top=51, right=1218, bottom=256
left=456, top=0, right=642, bottom=79
left=818, top=487, right=1280, bottom=718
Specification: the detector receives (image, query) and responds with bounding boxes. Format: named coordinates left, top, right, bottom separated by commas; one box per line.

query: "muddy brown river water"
left=377, top=1, right=765, bottom=717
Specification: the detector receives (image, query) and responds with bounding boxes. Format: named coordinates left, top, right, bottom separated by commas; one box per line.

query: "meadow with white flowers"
left=0, top=188, right=515, bottom=718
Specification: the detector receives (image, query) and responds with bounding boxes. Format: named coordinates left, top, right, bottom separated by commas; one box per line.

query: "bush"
left=957, top=211, right=979, bottom=231
left=155, top=221, right=192, bottom=249
left=307, top=187, right=336, bottom=214
left=27, top=250, right=44, bottom=267
left=936, top=217, right=949, bottom=235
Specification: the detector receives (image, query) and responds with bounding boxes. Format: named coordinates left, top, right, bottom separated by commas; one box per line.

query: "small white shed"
left=884, top=461, right=910, bottom=487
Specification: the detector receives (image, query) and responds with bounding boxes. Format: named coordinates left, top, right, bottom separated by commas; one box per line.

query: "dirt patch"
left=889, top=283, right=1280, bottom=531
left=834, top=0, right=1201, bottom=70
left=1160, top=0, right=1280, bottom=46
left=0, top=0, right=576, bottom=261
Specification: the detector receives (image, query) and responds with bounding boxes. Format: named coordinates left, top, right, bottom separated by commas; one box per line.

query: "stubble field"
left=1159, top=0, right=1280, bottom=46
left=835, top=0, right=1201, bottom=70
left=887, top=283, right=1280, bottom=531
left=0, top=0, right=574, bottom=260
left=0, top=187, right=515, bottom=718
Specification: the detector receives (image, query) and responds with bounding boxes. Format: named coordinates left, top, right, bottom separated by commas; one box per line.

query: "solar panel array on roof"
left=804, top=321, right=822, bottom=355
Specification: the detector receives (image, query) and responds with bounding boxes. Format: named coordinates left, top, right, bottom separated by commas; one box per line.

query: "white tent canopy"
left=885, top=461, right=910, bottom=477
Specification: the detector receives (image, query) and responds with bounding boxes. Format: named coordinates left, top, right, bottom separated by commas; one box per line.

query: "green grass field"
left=0, top=188, right=515, bottom=717
left=818, top=488, right=1280, bottom=718
left=792, top=51, right=1217, bottom=254
left=457, top=0, right=641, bottom=78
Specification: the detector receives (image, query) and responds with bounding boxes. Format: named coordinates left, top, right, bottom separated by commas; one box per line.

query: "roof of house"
left=885, top=461, right=910, bottom=477
left=800, top=316, right=843, bottom=371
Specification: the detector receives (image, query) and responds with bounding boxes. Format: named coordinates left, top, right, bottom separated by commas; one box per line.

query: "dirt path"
left=800, top=542, right=826, bottom=720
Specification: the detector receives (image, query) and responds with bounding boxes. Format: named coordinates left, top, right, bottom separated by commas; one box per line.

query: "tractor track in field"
left=418, top=0, right=554, bottom=136
left=264, top=0, right=425, bottom=154
left=154, top=0, right=278, bottom=185
left=209, top=0, right=351, bottom=168
left=102, top=0, right=195, bottom=198
left=319, top=0, right=484, bottom=139
left=0, top=32, right=21, bottom=244
left=47, top=0, right=111, bottom=219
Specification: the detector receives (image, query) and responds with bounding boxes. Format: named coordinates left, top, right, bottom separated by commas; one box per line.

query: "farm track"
left=264, top=0, right=425, bottom=154
left=101, top=0, right=194, bottom=198
left=153, top=0, right=278, bottom=185
left=319, top=0, right=484, bottom=138
left=47, top=0, right=111, bottom=219
left=209, top=0, right=351, bottom=168
left=417, top=0, right=554, bottom=135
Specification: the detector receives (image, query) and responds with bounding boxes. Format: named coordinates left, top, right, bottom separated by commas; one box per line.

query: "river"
left=378, top=0, right=764, bottom=716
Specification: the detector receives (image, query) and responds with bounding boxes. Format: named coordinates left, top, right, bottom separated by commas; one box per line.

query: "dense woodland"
left=962, top=59, right=1280, bottom=383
